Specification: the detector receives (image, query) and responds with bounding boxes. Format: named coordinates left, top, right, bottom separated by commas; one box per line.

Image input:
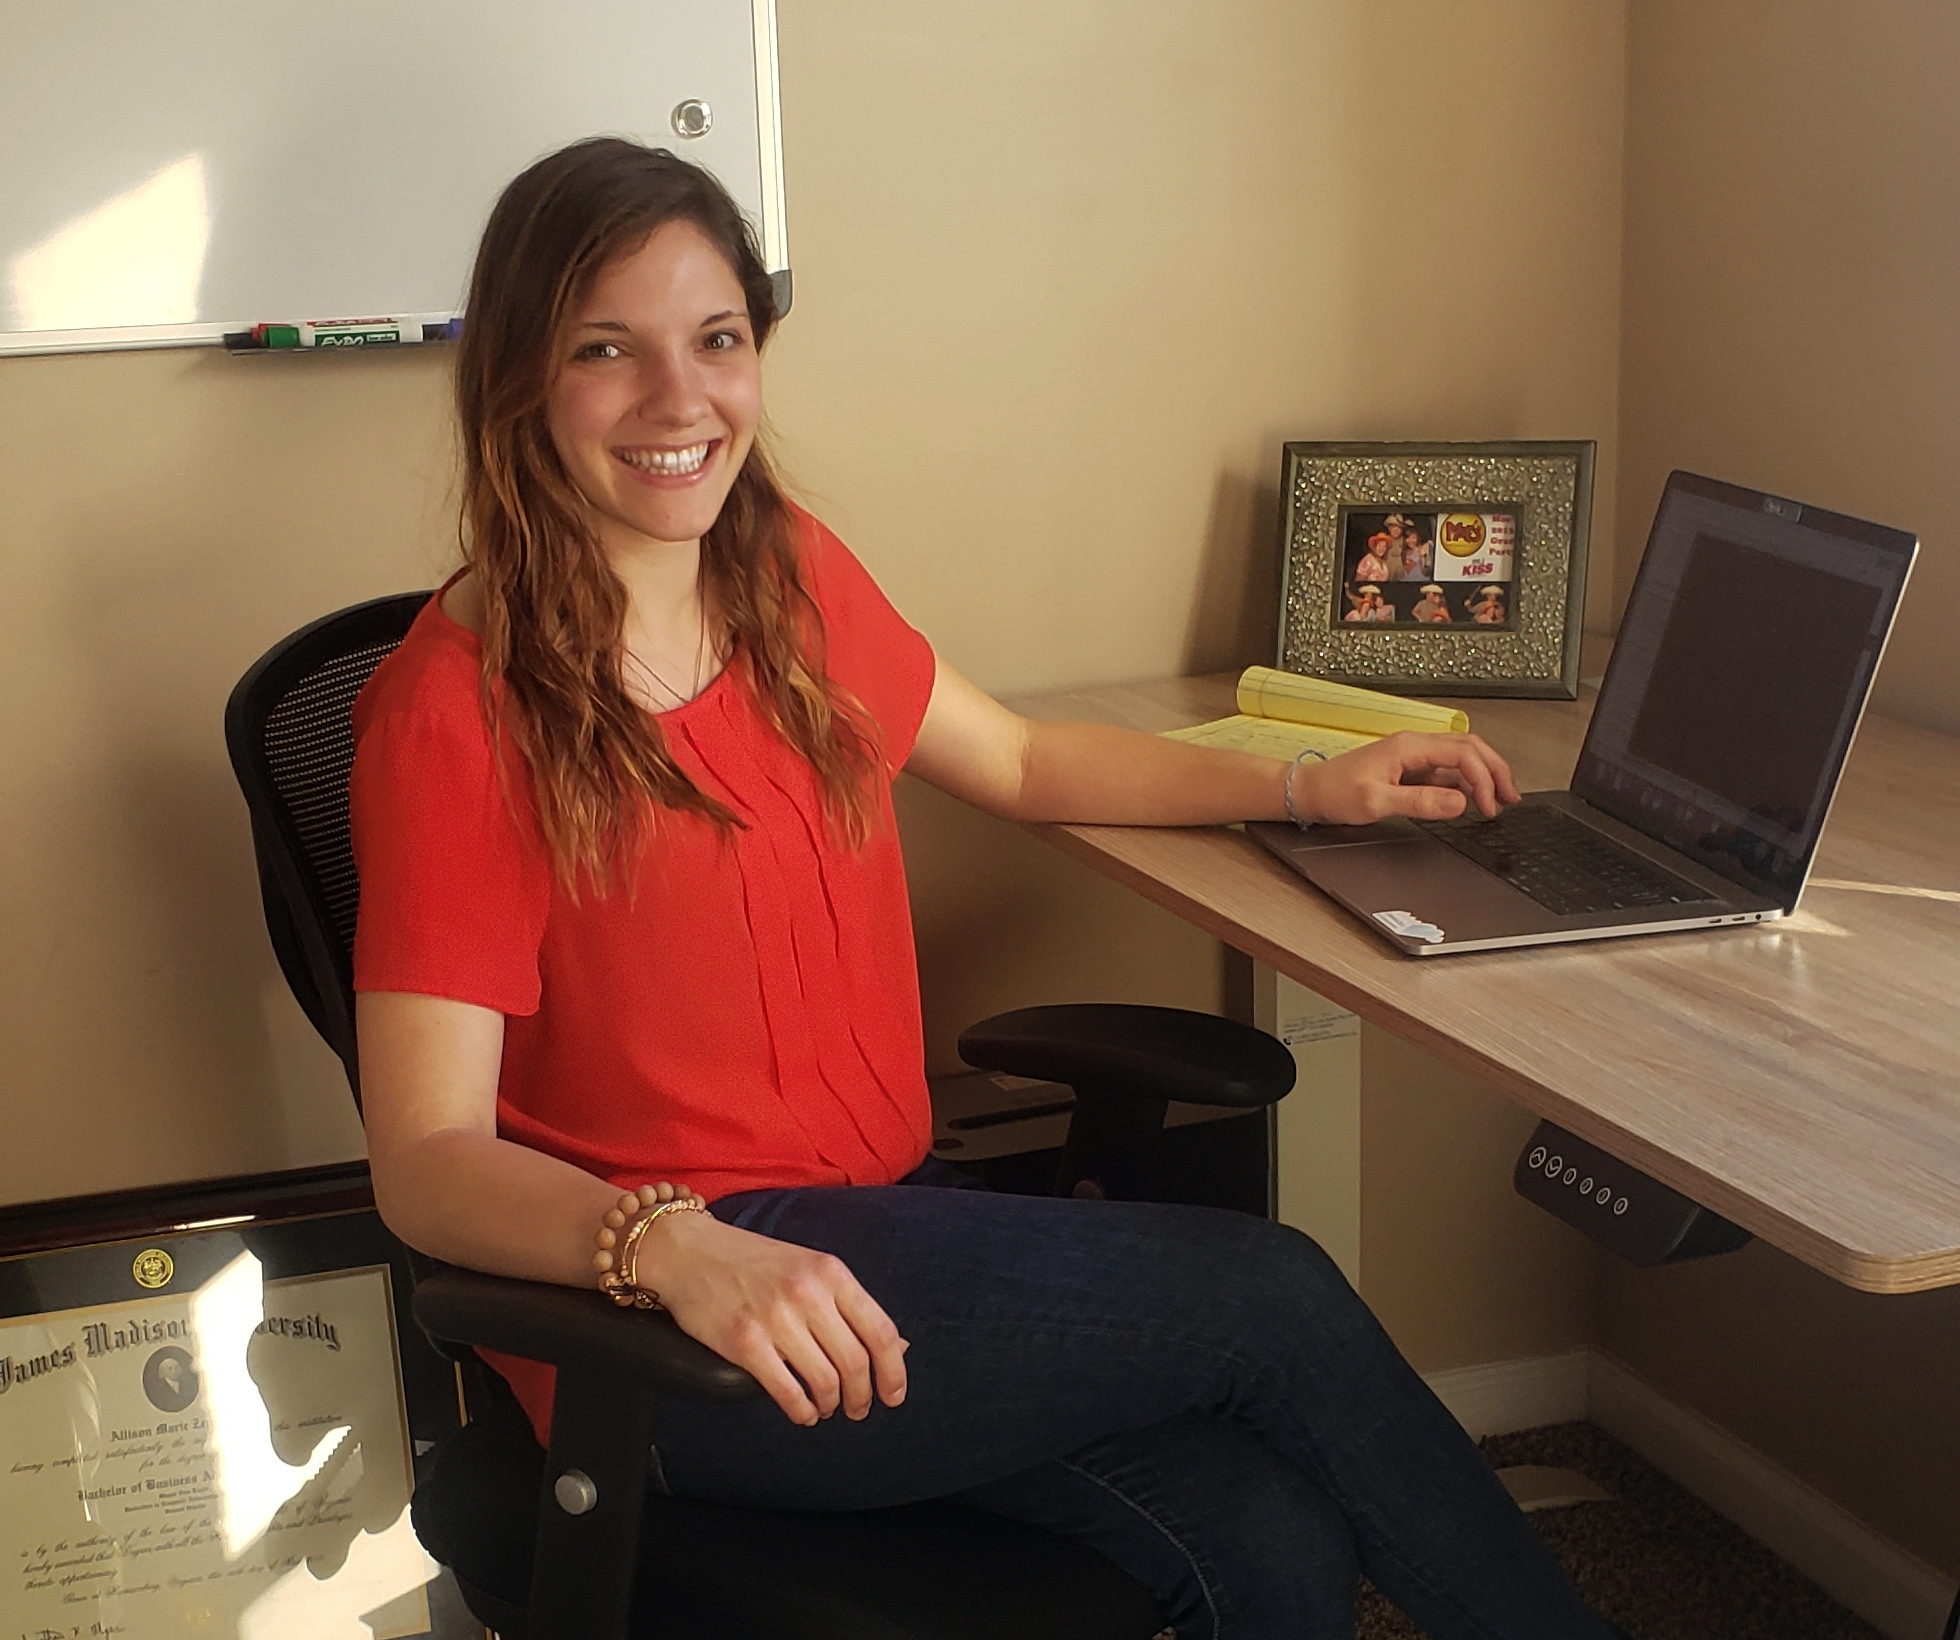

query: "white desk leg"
left=1255, top=965, right=1362, bottom=1290
left=1252, top=971, right=1606, bottom=1507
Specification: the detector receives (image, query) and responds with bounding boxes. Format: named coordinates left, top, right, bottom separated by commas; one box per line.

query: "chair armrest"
left=413, top=1266, right=760, bottom=1403
left=959, top=1004, right=1295, bottom=1108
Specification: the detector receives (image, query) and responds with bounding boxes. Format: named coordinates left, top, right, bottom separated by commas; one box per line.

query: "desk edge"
left=1032, top=821, right=1960, bottom=1295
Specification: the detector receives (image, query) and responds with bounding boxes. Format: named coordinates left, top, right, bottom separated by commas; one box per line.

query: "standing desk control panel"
left=1515, top=1122, right=1751, bottom=1265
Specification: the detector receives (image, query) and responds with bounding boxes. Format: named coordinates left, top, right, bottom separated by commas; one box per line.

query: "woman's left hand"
left=1291, top=732, right=1521, bottom=826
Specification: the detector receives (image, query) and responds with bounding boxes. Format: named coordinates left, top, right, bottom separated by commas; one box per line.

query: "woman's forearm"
left=1003, top=717, right=1517, bottom=830
left=905, top=639, right=1513, bottom=831
left=1013, top=719, right=1292, bottom=826
left=373, top=1105, right=906, bottom=1427
left=357, top=990, right=627, bottom=1290
left=372, top=1125, right=624, bottom=1288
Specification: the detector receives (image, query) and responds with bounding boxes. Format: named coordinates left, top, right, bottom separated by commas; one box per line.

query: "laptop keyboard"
left=1420, top=804, right=1718, bottom=918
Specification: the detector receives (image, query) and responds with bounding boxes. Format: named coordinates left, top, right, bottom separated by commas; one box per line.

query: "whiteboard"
left=0, top=0, right=787, bottom=355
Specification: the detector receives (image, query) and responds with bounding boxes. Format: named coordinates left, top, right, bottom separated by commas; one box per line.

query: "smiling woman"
left=343, top=137, right=1624, bottom=1640
left=449, top=140, right=884, bottom=877
left=548, top=225, right=761, bottom=542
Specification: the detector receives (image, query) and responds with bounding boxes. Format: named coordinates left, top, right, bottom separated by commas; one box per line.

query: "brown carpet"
left=1355, top=1423, right=1887, bottom=1640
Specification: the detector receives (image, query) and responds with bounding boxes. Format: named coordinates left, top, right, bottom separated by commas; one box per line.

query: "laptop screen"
left=1572, top=472, right=1916, bottom=906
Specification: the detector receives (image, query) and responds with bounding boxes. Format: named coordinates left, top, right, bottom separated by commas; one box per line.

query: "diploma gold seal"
left=131, top=1247, right=174, bottom=1289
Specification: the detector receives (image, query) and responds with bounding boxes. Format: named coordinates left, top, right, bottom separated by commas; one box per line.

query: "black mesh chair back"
left=224, top=592, right=431, bottom=1103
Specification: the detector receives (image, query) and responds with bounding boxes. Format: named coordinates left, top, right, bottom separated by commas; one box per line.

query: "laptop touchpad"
left=1296, top=835, right=1563, bottom=940
left=1281, top=816, right=1426, bottom=850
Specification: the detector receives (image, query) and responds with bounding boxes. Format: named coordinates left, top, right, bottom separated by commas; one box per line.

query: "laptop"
left=1250, top=470, right=1918, bottom=956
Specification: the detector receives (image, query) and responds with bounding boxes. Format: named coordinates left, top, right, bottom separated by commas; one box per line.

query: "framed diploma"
left=0, top=1164, right=481, bottom=1640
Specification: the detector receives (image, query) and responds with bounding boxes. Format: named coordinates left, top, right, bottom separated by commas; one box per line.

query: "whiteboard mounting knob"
left=671, top=100, right=713, bottom=139
left=553, top=1470, right=598, bottom=1515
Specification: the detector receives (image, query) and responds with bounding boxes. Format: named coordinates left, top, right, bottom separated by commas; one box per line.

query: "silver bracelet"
left=1284, top=748, right=1328, bottom=830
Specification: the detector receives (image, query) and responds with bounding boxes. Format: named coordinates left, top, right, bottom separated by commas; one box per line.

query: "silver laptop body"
left=1251, top=470, right=1918, bottom=956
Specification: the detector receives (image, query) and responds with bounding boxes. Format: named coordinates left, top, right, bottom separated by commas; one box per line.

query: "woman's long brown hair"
left=455, top=138, right=883, bottom=889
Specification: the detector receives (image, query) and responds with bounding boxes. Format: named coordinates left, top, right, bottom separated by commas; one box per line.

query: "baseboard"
left=1419, top=1349, right=1957, bottom=1640
left=1589, top=1352, right=1957, bottom=1640
left=1422, top=1348, right=1592, bottom=1438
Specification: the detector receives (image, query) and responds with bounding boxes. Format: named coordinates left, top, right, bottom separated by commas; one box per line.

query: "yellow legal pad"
left=1163, top=666, right=1470, bottom=762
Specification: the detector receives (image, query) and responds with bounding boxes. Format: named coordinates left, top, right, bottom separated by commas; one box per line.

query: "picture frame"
left=1277, top=439, right=1595, bottom=699
left=0, top=1162, right=481, bottom=1640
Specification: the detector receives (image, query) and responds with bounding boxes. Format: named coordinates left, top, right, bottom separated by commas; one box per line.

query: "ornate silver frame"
left=1278, top=440, right=1594, bottom=698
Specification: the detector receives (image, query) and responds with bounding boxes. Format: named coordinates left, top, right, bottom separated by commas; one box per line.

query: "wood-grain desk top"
left=1009, top=668, right=1960, bottom=1294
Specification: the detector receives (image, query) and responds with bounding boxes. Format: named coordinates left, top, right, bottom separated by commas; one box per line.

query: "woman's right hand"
left=355, top=992, right=903, bottom=1427
left=1293, top=731, right=1520, bottom=826
left=635, top=1210, right=910, bottom=1427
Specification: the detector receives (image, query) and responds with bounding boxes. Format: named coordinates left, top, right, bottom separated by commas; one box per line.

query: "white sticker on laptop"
left=1374, top=909, right=1445, bottom=944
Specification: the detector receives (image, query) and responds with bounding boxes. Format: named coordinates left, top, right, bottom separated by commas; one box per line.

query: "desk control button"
left=1513, top=1120, right=1751, bottom=1266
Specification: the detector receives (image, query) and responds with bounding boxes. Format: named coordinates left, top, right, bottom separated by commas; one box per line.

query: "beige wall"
left=0, top=0, right=1629, bottom=1216
left=0, top=348, right=449, bottom=1201
left=1615, top=0, right=1960, bottom=733
left=767, top=0, right=1629, bottom=691
left=1609, top=0, right=1960, bottom=1576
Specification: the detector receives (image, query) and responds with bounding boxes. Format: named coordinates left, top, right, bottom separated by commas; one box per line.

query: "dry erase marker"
left=299, top=317, right=424, bottom=348
left=236, top=317, right=460, bottom=351
left=250, top=317, right=423, bottom=348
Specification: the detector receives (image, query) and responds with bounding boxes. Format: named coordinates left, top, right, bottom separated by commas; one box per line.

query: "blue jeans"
left=648, top=1162, right=1613, bottom=1640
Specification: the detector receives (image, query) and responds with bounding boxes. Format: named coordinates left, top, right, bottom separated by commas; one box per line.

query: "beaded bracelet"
left=1284, top=747, right=1328, bottom=830
left=593, top=1183, right=708, bottom=1309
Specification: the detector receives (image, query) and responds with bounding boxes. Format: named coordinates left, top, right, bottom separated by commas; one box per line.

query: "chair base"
left=417, top=1393, right=1166, bottom=1640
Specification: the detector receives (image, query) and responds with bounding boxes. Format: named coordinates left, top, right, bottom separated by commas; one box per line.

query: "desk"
left=1009, top=671, right=1960, bottom=1295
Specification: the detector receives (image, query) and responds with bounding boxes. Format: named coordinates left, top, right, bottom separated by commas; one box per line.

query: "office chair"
left=225, top=592, right=1296, bottom=1640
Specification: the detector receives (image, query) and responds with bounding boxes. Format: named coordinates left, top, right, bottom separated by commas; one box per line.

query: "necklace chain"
left=629, top=597, right=714, bottom=709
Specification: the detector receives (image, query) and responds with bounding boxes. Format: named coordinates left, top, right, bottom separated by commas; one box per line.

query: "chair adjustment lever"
left=553, top=1470, right=599, bottom=1515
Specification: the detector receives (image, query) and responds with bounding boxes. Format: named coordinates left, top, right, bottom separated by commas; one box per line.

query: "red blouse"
left=349, top=509, right=938, bottom=1436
